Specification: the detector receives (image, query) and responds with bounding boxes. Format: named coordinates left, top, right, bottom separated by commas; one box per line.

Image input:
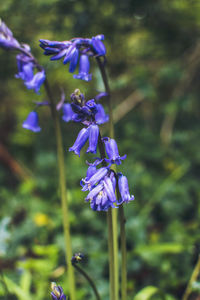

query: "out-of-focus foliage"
left=0, top=0, right=200, bottom=299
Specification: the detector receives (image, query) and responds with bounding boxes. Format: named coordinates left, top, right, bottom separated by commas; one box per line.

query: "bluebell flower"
left=62, top=103, right=74, bottom=122
left=51, top=282, right=66, bottom=300
left=15, top=53, right=45, bottom=94
left=69, top=127, right=89, bottom=156
left=73, top=54, right=92, bottom=81
left=81, top=167, right=108, bottom=191
left=22, top=111, right=41, bottom=132
left=86, top=99, right=98, bottom=114
left=0, top=19, right=20, bottom=50
left=117, top=173, right=134, bottom=204
left=40, top=34, right=106, bottom=79
left=25, top=69, right=46, bottom=94
left=103, top=137, right=126, bottom=165
left=87, top=124, right=99, bottom=154
left=85, top=174, right=116, bottom=211
left=91, top=35, right=106, bottom=56
left=95, top=104, right=109, bottom=124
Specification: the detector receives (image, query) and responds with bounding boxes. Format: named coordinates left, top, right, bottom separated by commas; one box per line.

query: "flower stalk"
left=44, top=80, right=76, bottom=300
left=96, top=56, right=128, bottom=300
left=96, top=56, right=119, bottom=300
left=73, top=264, right=101, bottom=300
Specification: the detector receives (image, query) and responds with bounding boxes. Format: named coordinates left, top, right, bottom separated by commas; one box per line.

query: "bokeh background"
left=1, top=0, right=200, bottom=299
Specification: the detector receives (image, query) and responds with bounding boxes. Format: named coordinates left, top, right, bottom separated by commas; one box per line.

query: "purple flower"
left=86, top=99, right=98, bottom=114
left=22, top=111, right=41, bottom=132
left=63, top=45, right=79, bottom=73
left=85, top=174, right=116, bottom=211
left=69, top=127, right=89, bottom=156
left=117, top=173, right=134, bottom=204
left=51, top=282, right=66, bottom=300
left=62, top=103, right=74, bottom=122
left=0, top=20, right=20, bottom=50
left=91, top=35, right=106, bottom=56
left=87, top=124, right=99, bottom=154
left=73, top=54, right=92, bottom=82
left=103, top=138, right=126, bottom=165
left=95, top=92, right=109, bottom=101
left=81, top=167, right=108, bottom=191
left=15, top=53, right=45, bottom=94
left=95, top=104, right=109, bottom=124
left=25, top=69, right=46, bottom=94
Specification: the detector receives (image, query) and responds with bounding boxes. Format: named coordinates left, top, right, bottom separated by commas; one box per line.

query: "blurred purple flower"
left=22, top=111, right=41, bottom=132
left=0, top=19, right=20, bottom=50
left=15, top=53, right=45, bottom=94
left=95, top=104, right=109, bottom=125
left=51, top=282, right=66, bottom=300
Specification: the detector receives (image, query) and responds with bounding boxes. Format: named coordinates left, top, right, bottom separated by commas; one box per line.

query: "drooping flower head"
left=15, top=52, right=45, bottom=94
left=51, top=282, right=67, bottom=300
left=83, top=167, right=117, bottom=211
left=40, top=34, right=106, bottom=81
left=117, top=173, right=134, bottom=204
left=0, top=20, right=45, bottom=94
left=103, top=137, right=127, bottom=165
left=22, top=111, right=41, bottom=132
left=0, top=19, right=20, bottom=50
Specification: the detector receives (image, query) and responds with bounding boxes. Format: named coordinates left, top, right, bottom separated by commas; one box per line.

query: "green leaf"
left=134, top=286, right=164, bottom=300
left=4, top=276, right=32, bottom=300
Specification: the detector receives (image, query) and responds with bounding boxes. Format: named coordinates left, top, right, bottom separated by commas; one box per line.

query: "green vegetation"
left=1, top=0, right=200, bottom=299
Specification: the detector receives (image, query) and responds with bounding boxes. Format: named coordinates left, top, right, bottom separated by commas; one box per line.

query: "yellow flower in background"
left=33, top=213, right=50, bottom=226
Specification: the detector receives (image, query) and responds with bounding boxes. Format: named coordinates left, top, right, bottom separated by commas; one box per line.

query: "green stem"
left=73, top=264, right=101, bottom=300
left=182, top=254, right=200, bottom=300
left=119, top=206, right=127, bottom=300
left=96, top=57, right=119, bottom=300
left=44, top=80, right=76, bottom=300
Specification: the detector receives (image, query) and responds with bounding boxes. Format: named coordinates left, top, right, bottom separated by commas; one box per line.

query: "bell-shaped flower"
left=86, top=99, right=98, bottom=114
left=103, top=137, right=126, bottom=165
left=51, top=282, right=66, bottom=300
left=22, top=111, right=41, bottom=132
left=73, top=54, right=92, bottom=81
left=69, top=127, right=89, bottom=157
left=117, top=173, right=134, bottom=204
left=0, top=19, right=20, bottom=49
left=85, top=174, right=116, bottom=211
left=91, top=35, right=106, bottom=56
left=103, top=176, right=117, bottom=203
left=87, top=124, right=99, bottom=154
left=81, top=167, right=108, bottom=191
left=25, top=69, right=46, bottom=94
left=15, top=53, right=45, bottom=94
left=15, top=54, right=34, bottom=82
left=95, top=104, right=109, bottom=124
left=62, top=103, right=74, bottom=122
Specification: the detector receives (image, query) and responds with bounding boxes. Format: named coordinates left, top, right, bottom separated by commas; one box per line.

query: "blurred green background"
left=1, top=0, right=200, bottom=299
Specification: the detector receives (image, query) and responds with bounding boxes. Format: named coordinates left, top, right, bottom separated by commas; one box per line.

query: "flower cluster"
left=67, top=89, right=134, bottom=211
left=0, top=20, right=45, bottom=94
left=51, top=282, right=67, bottom=300
left=39, top=34, right=106, bottom=81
